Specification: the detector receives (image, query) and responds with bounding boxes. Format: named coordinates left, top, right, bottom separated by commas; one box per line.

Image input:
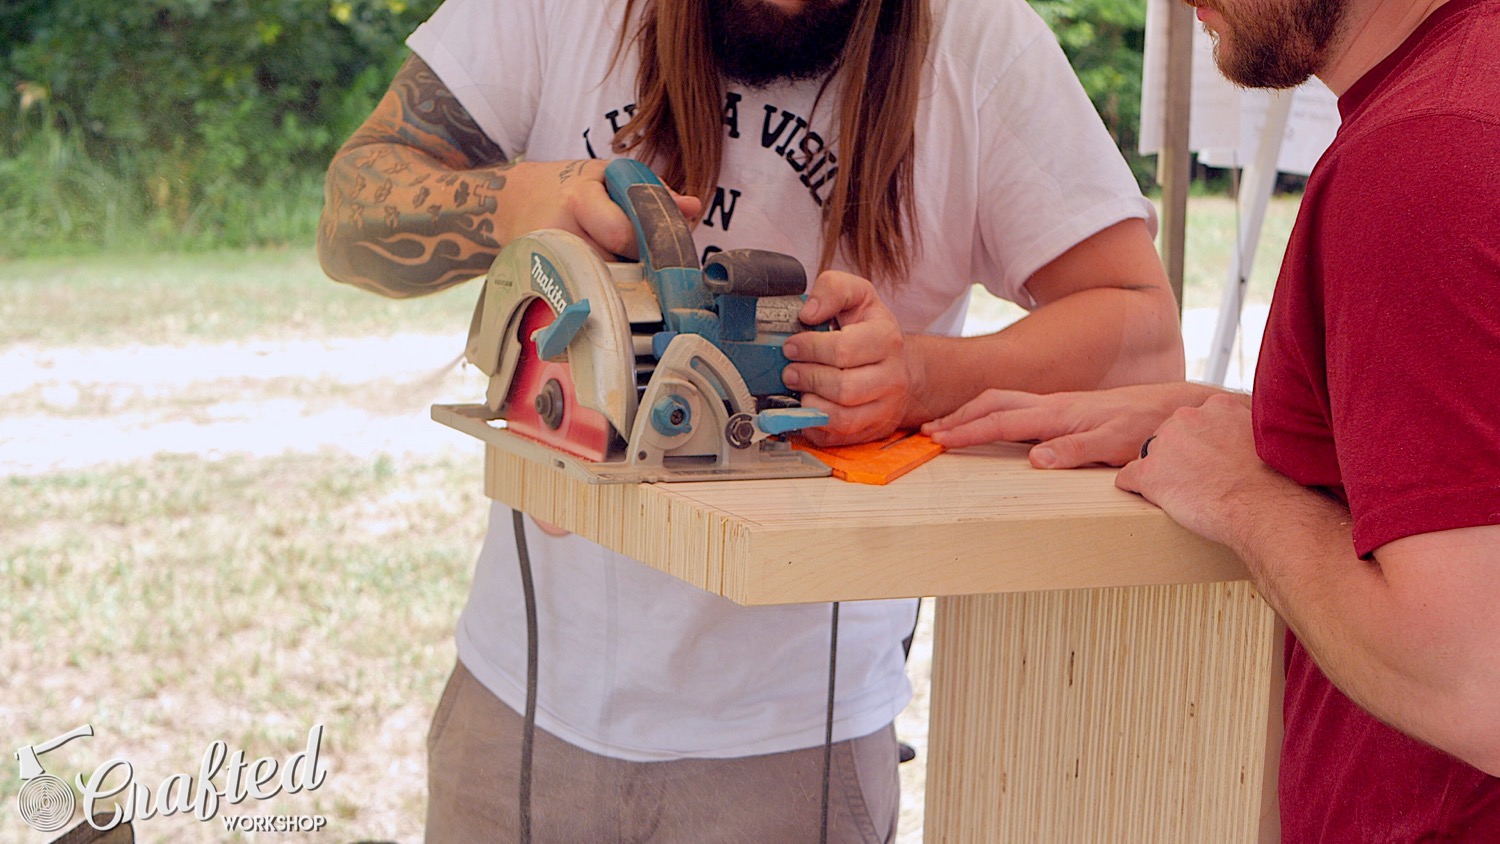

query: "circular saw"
left=433, top=159, right=832, bottom=484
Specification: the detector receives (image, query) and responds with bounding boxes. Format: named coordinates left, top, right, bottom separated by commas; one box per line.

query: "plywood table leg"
left=1257, top=617, right=1287, bottom=844
left=925, top=582, right=1279, bottom=842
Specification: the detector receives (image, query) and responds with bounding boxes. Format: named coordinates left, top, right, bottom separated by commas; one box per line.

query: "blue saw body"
left=604, top=159, right=823, bottom=397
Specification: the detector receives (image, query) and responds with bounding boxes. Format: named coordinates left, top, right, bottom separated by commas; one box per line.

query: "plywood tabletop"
left=485, top=440, right=1246, bottom=606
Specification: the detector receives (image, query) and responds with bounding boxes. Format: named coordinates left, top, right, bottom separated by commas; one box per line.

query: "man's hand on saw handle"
left=491, top=159, right=702, bottom=262
left=783, top=272, right=914, bottom=447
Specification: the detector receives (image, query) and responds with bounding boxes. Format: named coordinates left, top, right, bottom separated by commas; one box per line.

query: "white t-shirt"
left=410, top=0, right=1153, bottom=760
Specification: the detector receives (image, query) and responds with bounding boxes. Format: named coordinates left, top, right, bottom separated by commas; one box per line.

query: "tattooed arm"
left=319, top=55, right=699, bottom=298
left=317, top=55, right=511, bottom=297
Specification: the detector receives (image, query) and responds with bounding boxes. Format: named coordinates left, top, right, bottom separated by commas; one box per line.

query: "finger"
left=925, top=415, right=1018, bottom=449
left=927, top=404, right=1069, bottom=449
left=798, top=425, right=855, bottom=448
left=783, top=358, right=904, bottom=407
left=927, top=407, right=1049, bottom=449
left=1201, top=393, right=1245, bottom=413
left=1115, top=459, right=1144, bottom=494
left=570, top=182, right=636, bottom=260
left=797, top=393, right=899, bottom=447
left=530, top=517, right=573, bottom=538
left=799, top=270, right=881, bottom=325
left=922, top=390, right=1045, bottom=434
left=1029, top=429, right=1139, bottom=469
left=783, top=319, right=900, bottom=369
left=671, top=191, right=703, bottom=222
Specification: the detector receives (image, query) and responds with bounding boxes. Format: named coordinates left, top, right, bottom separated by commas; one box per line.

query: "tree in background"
left=1030, top=0, right=1152, bottom=189
left=0, top=0, right=441, bottom=254
left=0, top=0, right=1152, bottom=256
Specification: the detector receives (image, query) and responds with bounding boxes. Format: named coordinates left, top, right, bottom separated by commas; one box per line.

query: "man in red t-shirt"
left=926, top=0, right=1500, bottom=838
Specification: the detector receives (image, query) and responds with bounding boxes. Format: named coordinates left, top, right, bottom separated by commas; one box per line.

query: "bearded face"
left=708, top=0, right=862, bottom=88
left=1193, top=0, right=1348, bottom=89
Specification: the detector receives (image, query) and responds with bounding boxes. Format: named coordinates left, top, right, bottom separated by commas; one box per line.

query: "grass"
left=0, top=190, right=1302, bottom=842
left=1175, top=192, right=1300, bottom=311
left=0, top=121, right=337, bottom=262
left=1, top=453, right=487, bottom=842
left=0, top=193, right=1300, bottom=350
left=0, top=248, right=480, bottom=348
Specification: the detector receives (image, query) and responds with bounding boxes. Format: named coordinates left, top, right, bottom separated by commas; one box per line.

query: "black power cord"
left=511, top=509, right=844, bottom=844
left=512, top=509, right=539, bottom=844
left=819, top=601, right=840, bottom=844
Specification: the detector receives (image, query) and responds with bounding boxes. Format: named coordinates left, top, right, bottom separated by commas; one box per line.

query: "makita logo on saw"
left=530, top=253, right=571, bottom=313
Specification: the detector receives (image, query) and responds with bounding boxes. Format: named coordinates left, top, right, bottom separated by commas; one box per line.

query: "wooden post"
left=1159, top=1, right=1196, bottom=312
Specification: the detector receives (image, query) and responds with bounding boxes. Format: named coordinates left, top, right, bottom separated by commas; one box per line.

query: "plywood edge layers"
left=742, top=515, right=1247, bottom=604
left=486, top=445, right=1248, bottom=605
left=925, top=582, right=1278, bottom=843
left=485, top=445, right=755, bottom=600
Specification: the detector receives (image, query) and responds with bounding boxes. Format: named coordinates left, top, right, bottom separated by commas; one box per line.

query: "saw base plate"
left=432, top=403, right=831, bottom=485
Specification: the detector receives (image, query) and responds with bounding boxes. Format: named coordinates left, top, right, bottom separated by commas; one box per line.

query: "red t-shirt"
left=1252, top=0, right=1500, bottom=839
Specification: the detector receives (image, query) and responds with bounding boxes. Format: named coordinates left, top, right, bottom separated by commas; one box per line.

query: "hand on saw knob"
left=493, top=160, right=702, bottom=260
left=781, top=271, right=912, bottom=447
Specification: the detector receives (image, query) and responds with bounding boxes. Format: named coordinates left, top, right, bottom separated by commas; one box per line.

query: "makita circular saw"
left=432, top=159, right=833, bottom=483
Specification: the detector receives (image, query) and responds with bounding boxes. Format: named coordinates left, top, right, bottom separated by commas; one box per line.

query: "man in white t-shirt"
left=318, top=0, right=1184, bottom=840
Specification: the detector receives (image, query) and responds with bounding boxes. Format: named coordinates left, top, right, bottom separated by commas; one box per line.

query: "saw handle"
left=603, top=159, right=698, bottom=272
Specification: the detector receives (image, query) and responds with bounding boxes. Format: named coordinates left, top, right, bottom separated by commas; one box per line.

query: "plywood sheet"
left=926, top=585, right=1279, bottom=843
left=484, top=440, right=1246, bottom=605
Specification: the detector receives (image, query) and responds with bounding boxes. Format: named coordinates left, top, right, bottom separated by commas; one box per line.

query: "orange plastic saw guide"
left=790, top=431, right=946, bottom=485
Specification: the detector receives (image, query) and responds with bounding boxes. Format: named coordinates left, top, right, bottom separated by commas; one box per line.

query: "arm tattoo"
left=318, top=55, right=515, bottom=298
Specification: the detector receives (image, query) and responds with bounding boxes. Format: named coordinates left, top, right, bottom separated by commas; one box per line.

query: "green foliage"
left=0, top=0, right=440, bottom=256
left=1029, top=0, right=1153, bottom=189
left=1, top=0, right=1156, bottom=255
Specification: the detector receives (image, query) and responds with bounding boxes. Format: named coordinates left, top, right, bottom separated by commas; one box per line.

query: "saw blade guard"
left=628, top=334, right=764, bottom=474
left=465, top=229, right=638, bottom=441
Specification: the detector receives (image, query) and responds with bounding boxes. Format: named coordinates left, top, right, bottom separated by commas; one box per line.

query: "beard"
left=708, top=0, right=862, bottom=88
left=1203, top=0, right=1348, bottom=89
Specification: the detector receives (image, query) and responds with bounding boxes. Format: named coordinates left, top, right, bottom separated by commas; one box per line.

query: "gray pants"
left=425, top=660, right=900, bottom=843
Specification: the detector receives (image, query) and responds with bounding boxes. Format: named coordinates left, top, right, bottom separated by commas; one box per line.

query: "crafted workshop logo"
left=13, top=725, right=92, bottom=832
left=13, top=723, right=330, bottom=834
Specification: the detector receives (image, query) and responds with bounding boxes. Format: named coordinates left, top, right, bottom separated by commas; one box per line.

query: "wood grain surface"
left=484, top=439, right=1247, bottom=605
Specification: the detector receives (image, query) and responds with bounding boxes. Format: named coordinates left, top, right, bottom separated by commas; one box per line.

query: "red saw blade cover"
left=502, top=299, right=614, bottom=461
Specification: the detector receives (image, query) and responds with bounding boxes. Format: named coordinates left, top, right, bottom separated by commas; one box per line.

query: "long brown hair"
left=613, top=0, right=930, bottom=285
